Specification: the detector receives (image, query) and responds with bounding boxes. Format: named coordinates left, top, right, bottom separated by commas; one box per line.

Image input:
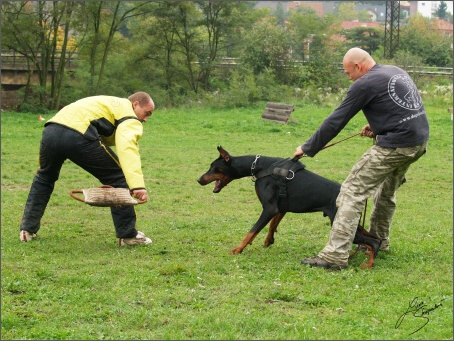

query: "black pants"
left=20, top=123, right=138, bottom=238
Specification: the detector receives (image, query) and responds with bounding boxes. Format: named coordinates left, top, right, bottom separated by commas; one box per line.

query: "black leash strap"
left=361, top=199, right=368, bottom=228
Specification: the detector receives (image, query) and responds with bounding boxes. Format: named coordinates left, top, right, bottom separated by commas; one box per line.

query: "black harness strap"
left=116, top=116, right=140, bottom=126
left=254, top=158, right=306, bottom=211
left=254, top=158, right=305, bottom=180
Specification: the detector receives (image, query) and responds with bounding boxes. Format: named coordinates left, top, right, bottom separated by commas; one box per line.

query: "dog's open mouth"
left=213, top=180, right=224, bottom=193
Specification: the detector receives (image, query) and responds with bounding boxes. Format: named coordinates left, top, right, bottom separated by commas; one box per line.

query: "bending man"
left=20, top=92, right=155, bottom=246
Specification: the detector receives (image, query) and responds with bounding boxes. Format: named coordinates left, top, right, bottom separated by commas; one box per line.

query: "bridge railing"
left=1, top=51, right=452, bottom=76
left=1, top=50, right=77, bottom=70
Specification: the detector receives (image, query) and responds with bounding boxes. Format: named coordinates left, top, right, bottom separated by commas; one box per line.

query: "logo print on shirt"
left=388, top=74, right=422, bottom=110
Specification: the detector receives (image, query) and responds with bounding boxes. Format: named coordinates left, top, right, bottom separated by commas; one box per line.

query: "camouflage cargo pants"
left=318, top=143, right=427, bottom=265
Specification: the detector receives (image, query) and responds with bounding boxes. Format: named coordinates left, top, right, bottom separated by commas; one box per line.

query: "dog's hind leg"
left=360, top=245, right=376, bottom=269
left=351, top=226, right=381, bottom=268
left=263, top=213, right=286, bottom=247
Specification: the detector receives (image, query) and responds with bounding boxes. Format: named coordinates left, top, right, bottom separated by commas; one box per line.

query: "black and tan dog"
left=197, top=146, right=381, bottom=268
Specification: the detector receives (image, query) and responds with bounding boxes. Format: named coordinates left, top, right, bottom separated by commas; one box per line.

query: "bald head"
left=344, top=48, right=374, bottom=64
left=342, top=48, right=376, bottom=81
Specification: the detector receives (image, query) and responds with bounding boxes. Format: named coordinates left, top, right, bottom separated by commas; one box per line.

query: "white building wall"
left=417, top=1, right=433, bottom=18
left=417, top=1, right=453, bottom=18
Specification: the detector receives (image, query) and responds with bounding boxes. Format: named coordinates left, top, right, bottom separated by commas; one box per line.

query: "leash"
left=361, top=198, right=368, bottom=229
left=293, top=132, right=361, bottom=161
left=321, top=132, right=361, bottom=150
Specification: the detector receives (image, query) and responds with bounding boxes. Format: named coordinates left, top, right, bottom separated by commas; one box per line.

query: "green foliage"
left=337, top=2, right=358, bottom=21
left=343, top=27, right=384, bottom=55
left=16, top=86, right=52, bottom=115
left=2, top=1, right=453, bottom=111
left=1, top=89, right=453, bottom=339
left=241, top=17, right=292, bottom=82
left=435, top=1, right=449, bottom=20
left=215, top=67, right=268, bottom=107
left=399, top=14, right=453, bottom=67
left=286, top=10, right=337, bottom=61
left=295, top=44, right=348, bottom=91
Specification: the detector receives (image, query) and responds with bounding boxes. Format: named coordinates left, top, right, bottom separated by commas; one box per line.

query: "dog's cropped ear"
left=217, top=146, right=231, bottom=163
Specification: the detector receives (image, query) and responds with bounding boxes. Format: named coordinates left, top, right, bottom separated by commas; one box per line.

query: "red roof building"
left=340, top=21, right=381, bottom=29
left=432, top=18, right=453, bottom=37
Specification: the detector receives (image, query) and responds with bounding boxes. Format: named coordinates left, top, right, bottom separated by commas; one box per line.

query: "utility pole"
left=384, top=0, right=400, bottom=59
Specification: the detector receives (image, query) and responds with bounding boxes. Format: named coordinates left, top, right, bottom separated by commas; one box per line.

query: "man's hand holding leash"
left=360, top=124, right=374, bottom=138
left=293, top=146, right=306, bottom=160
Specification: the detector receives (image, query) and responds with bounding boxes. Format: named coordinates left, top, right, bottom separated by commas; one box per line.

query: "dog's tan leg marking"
left=264, top=213, right=285, bottom=247
left=349, top=244, right=375, bottom=268
left=230, top=232, right=257, bottom=254
left=360, top=244, right=375, bottom=269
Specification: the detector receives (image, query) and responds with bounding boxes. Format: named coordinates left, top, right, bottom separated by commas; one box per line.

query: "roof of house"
left=341, top=21, right=382, bottom=29
left=433, top=18, right=454, bottom=31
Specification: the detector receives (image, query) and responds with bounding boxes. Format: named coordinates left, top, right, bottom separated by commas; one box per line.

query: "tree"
left=287, top=10, right=338, bottom=61
left=293, top=4, right=317, bottom=16
left=300, top=34, right=347, bottom=90
left=125, top=1, right=193, bottom=104
left=75, top=1, right=152, bottom=94
left=196, top=1, right=246, bottom=91
left=399, top=14, right=453, bottom=66
left=1, top=1, right=77, bottom=110
left=171, top=2, right=203, bottom=94
left=49, top=2, right=77, bottom=110
left=337, top=2, right=358, bottom=21
left=241, top=17, right=292, bottom=84
left=343, top=27, right=383, bottom=55
left=273, top=2, right=287, bottom=26
left=435, top=1, right=448, bottom=20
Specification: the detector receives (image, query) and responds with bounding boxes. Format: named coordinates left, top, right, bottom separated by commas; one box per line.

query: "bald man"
left=294, top=47, right=429, bottom=269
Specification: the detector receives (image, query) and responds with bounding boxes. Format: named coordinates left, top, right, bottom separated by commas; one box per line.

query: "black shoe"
left=301, top=256, right=348, bottom=270
left=353, top=229, right=381, bottom=259
left=362, top=236, right=381, bottom=259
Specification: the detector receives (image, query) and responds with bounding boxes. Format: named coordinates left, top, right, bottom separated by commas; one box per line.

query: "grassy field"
left=1, top=94, right=452, bottom=339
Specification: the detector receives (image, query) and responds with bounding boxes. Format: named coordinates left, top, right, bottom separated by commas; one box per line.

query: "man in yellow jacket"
left=20, top=92, right=155, bottom=246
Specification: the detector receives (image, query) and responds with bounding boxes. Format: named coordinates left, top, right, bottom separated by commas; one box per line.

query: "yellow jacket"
left=46, top=96, right=145, bottom=190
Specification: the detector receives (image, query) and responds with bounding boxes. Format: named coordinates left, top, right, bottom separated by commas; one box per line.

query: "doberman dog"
left=197, top=146, right=382, bottom=268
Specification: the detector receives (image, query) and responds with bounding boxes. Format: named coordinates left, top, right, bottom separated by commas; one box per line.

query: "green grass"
left=1, top=96, right=452, bottom=340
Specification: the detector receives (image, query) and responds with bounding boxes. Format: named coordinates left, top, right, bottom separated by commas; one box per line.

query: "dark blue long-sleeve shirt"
left=302, top=64, right=430, bottom=157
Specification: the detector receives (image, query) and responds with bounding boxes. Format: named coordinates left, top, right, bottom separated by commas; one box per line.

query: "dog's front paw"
left=230, top=247, right=243, bottom=254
